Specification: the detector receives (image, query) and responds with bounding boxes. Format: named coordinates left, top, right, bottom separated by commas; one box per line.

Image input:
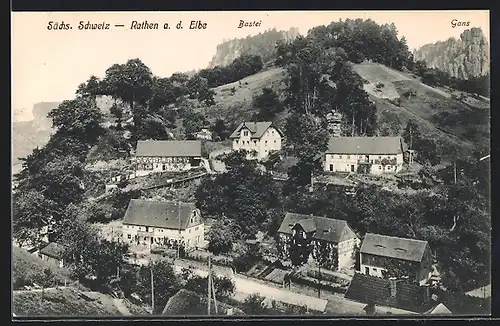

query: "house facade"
left=359, top=233, right=433, bottom=283
left=277, top=212, right=360, bottom=270
left=230, top=121, right=283, bottom=160
left=38, top=242, right=66, bottom=268
left=122, top=199, right=205, bottom=251
left=195, top=128, right=213, bottom=140
left=324, top=137, right=405, bottom=175
left=134, top=140, right=202, bottom=176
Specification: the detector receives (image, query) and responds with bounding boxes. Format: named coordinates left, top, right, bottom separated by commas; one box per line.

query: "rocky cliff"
left=32, top=102, right=60, bottom=131
left=413, top=28, right=489, bottom=79
left=208, top=27, right=300, bottom=68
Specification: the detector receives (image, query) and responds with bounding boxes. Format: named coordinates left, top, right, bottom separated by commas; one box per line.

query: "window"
left=253, top=141, right=257, bottom=146
left=195, top=227, right=199, bottom=231
left=193, top=210, right=197, bottom=217
left=144, top=237, right=147, bottom=241
left=265, top=141, right=268, bottom=146
left=243, top=131, right=249, bottom=136
left=265, top=150, right=268, bottom=152
left=189, top=229, right=191, bottom=233
left=339, top=155, right=343, bottom=159
left=236, top=140, right=239, bottom=144
left=274, top=140, right=276, bottom=143
left=347, top=155, right=350, bottom=159
left=329, top=164, right=334, bottom=172
left=246, top=141, right=249, bottom=144
left=128, top=234, right=131, bottom=239
left=373, top=268, right=377, bottom=271
left=379, top=166, right=382, bottom=170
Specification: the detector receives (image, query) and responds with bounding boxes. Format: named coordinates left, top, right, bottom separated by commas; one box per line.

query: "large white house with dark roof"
left=134, top=140, right=202, bottom=176
left=277, top=212, right=360, bottom=270
left=230, top=121, right=283, bottom=160
left=359, top=233, right=432, bottom=283
left=122, top=199, right=204, bottom=250
left=324, top=136, right=406, bottom=174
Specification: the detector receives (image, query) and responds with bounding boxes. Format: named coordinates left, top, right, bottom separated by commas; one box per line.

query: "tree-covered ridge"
left=276, top=19, right=412, bottom=71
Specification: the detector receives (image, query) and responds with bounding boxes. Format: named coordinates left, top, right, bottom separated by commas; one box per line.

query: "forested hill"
left=208, top=27, right=300, bottom=68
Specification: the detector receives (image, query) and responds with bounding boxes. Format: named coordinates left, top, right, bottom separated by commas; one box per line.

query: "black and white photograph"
left=11, top=10, right=491, bottom=317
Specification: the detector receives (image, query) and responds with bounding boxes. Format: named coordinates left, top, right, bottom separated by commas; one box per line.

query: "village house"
left=194, top=128, right=213, bottom=141
left=323, top=137, right=406, bottom=174
left=134, top=140, right=202, bottom=176
left=359, top=233, right=433, bottom=283
left=122, top=199, right=204, bottom=251
left=277, top=212, right=360, bottom=270
left=230, top=121, right=283, bottom=160
left=37, top=242, right=66, bottom=268
left=345, top=273, right=451, bottom=314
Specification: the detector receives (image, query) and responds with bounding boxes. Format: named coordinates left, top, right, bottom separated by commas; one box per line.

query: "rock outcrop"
left=208, top=27, right=300, bottom=68
left=413, top=28, right=489, bottom=79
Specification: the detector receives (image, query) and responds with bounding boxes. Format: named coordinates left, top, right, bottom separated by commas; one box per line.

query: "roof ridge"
left=365, top=233, right=428, bottom=243
left=130, top=198, right=195, bottom=206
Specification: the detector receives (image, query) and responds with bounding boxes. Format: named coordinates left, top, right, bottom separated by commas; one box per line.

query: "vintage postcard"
left=11, top=10, right=490, bottom=318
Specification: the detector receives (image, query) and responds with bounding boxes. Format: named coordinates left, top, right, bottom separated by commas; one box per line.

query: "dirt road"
left=172, top=263, right=328, bottom=312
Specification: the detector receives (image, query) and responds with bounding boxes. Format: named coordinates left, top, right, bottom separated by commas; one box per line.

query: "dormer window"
left=243, top=130, right=249, bottom=137
left=394, top=248, right=407, bottom=252
left=374, top=244, right=385, bottom=248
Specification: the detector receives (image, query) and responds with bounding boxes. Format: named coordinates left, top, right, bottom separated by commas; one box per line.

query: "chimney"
left=422, top=283, right=430, bottom=303
left=389, top=277, right=397, bottom=297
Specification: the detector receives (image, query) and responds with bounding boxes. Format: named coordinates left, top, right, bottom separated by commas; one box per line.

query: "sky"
left=11, top=10, right=490, bottom=121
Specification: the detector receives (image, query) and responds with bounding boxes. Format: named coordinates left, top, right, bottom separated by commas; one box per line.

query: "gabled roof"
left=345, top=273, right=433, bottom=313
left=162, top=289, right=245, bottom=316
left=425, top=303, right=452, bottom=315
left=326, top=137, right=404, bottom=155
left=229, top=121, right=282, bottom=139
left=39, top=242, right=66, bottom=260
left=360, top=233, right=428, bottom=263
left=278, top=212, right=358, bottom=243
left=122, top=199, right=201, bottom=230
left=135, top=140, right=201, bottom=157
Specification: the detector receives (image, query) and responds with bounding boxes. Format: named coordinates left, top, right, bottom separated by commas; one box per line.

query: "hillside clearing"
left=197, top=68, right=287, bottom=122
left=13, top=246, right=72, bottom=289
left=12, top=288, right=146, bottom=316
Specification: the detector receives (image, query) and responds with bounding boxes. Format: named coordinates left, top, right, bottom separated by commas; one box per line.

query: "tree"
left=402, top=119, right=421, bottom=150
left=76, top=75, right=103, bottom=99
left=195, top=150, right=281, bottom=237
left=284, top=113, right=329, bottom=162
left=212, top=119, right=230, bottom=141
left=206, top=218, right=240, bottom=255
left=134, top=260, right=182, bottom=313
left=182, top=110, right=206, bottom=139
left=253, top=87, right=284, bottom=121
left=100, top=59, right=154, bottom=139
left=48, top=97, right=105, bottom=147
left=182, top=269, right=235, bottom=301
left=242, top=294, right=269, bottom=315
left=12, top=190, right=57, bottom=246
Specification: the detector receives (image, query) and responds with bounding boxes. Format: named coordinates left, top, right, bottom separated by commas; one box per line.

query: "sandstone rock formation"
left=413, top=28, right=489, bottom=79
left=208, top=27, right=300, bottom=68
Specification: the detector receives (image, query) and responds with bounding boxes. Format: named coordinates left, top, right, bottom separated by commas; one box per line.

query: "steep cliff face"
left=32, top=102, right=60, bottom=131
left=413, top=28, right=489, bottom=79
left=208, top=27, right=300, bottom=68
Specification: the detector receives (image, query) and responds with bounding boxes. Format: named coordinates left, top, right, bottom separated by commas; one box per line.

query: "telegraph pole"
left=150, top=259, right=155, bottom=314
left=207, top=254, right=212, bottom=315
left=177, top=201, right=181, bottom=259
left=454, top=161, right=457, bottom=184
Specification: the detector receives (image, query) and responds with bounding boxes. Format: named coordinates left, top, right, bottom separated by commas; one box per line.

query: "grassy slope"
left=194, top=68, right=288, bottom=124
left=12, top=246, right=72, bottom=288
left=13, top=288, right=149, bottom=316
left=196, top=62, right=489, bottom=163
